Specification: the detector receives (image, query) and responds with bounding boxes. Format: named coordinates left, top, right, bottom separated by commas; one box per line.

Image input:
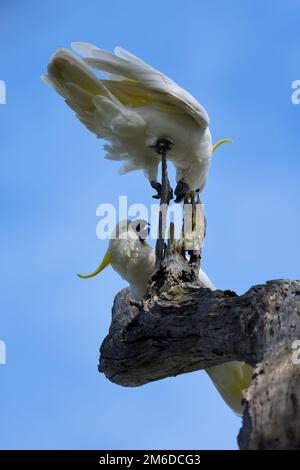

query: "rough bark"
left=98, top=252, right=300, bottom=450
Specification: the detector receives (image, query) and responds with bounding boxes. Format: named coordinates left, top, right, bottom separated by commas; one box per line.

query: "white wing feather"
left=71, top=42, right=209, bottom=127
left=43, top=43, right=213, bottom=189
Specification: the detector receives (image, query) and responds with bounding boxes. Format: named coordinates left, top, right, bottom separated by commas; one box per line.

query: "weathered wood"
left=238, top=285, right=300, bottom=449
left=98, top=251, right=300, bottom=449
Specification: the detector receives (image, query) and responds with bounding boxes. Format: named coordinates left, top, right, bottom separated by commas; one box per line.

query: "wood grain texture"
left=99, top=251, right=300, bottom=449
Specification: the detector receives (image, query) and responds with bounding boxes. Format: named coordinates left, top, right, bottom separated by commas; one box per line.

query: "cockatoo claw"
left=151, top=180, right=173, bottom=201
left=166, top=186, right=174, bottom=202
left=174, top=180, right=191, bottom=203
left=151, top=180, right=162, bottom=199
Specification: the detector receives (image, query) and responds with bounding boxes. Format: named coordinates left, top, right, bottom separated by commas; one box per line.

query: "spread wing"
left=71, top=42, right=209, bottom=128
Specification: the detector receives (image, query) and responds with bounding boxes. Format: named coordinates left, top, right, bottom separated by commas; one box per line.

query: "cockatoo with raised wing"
left=78, top=219, right=252, bottom=415
left=42, top=43, right=231, bottom=202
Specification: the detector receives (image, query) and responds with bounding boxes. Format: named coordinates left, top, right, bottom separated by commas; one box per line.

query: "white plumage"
left=78, top=219, right=252, bottom=415
left=42, top=42, right=223, bottom=201
left=107, top=220, right=155, bottom=300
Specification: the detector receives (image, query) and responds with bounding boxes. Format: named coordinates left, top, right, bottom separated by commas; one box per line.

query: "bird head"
left=129, top=219, right=151, bottom=243
left=77, top=219, right=151, bottom=280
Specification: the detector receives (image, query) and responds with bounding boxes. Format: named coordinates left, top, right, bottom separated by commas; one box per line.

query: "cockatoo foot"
left=151, top=180, right=173, bottom=201
left=174, top=180, right=191, bottom=203
left=151, top=180, right=161, bottom=199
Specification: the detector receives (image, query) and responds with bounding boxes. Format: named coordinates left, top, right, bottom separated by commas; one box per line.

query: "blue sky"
left=1, top=0, right=300, bottom=450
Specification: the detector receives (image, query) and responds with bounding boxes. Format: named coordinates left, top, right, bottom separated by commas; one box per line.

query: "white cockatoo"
left=78, top=219, right=252, bottom=415
left=42, top=43, right=231, bottom=202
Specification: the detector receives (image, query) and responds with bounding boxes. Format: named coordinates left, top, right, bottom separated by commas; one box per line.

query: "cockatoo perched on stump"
left=78, top=219, right=252, bottom=415
left=42, top=43, right=231, bottom=202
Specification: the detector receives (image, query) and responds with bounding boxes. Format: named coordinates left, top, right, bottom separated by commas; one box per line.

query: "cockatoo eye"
left=131, top=220, right=150, bottom=242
